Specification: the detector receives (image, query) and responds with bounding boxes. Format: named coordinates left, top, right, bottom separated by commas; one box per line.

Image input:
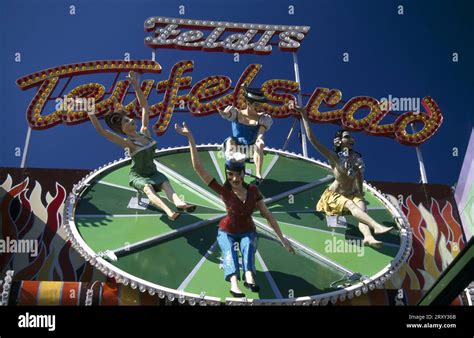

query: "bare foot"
left=363, top=237, right=383, bottom=248
left=373, top=225, right=393, bottom=235
left=168, top=212, right=181, bottom=221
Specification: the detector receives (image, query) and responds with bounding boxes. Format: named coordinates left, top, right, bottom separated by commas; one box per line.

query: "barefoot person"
left=298, top=107, right=392, bottom=247
left=218, top=85, right=272, bottom=184
left=88, top=71, right=195, bottom=221
left=175, top=122, right=294, bottom=298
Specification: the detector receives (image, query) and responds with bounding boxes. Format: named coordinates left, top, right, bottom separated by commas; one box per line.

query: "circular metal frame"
left=63, top=144, right=412, bottom=306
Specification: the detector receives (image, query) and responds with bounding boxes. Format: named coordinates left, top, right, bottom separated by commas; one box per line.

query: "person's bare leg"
left=161, top=181, right=188, bottom=208
left=344, top=200, right=392, bottom=234
left=143, top=184, right=179, bottom=220
left=253, top=138, right=265, bottom=179
left=161, top=181, right=195, bottom=212
left=355, top=200, right=382, bottom=247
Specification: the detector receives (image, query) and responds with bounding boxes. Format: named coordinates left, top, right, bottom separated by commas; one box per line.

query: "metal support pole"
left=415, top=146, right=428, bottom=183
left=282, top=118, right=298, bottom=151
left=292, top=52, right=308, bottom=157
left=20, top=126, right=32, bottom=168
left=411, top=123, right=428, bottom=183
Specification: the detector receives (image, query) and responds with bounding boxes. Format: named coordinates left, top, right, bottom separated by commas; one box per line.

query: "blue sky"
left=1, top=0, right=473, bottom=185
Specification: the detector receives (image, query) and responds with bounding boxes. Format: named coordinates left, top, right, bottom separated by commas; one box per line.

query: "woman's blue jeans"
left=217, top=229, right=258, bottom=281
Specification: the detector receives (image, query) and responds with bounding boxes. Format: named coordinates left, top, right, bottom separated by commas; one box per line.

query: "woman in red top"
left=175, top=122, right=294, bottom=298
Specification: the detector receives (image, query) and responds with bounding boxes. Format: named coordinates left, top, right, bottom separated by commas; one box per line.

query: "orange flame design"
left=388, top=194, right=465, bottom=294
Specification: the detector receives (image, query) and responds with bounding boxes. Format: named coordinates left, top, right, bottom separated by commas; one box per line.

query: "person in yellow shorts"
left=298, top=107, right=393, bottom=247
left=317, top=189, right=364, bottom=217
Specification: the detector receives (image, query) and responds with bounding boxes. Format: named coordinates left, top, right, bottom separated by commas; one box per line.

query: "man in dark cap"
left=219, top=85, right=273, bottom=185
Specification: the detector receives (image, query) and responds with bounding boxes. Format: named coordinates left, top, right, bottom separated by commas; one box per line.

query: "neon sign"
left=16, top=59, right=443, bottom=146
left=144, top=17, right=310, bottom=54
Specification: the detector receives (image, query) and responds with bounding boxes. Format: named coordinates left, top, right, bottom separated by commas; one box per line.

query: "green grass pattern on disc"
left=264, top=210, right=400, bottom=243
left=76, top=213, right=222, bottom=253
left=268, top=184, right=328, bottom=212
left=75, top=179, right=223, bottom=217
left=184, top=228, right=349, bottom=299
left=268, top=183, right=385, bottom=212
left=157, top=151, right=222, bottom=193
left=183, top=245, right=277, bottom=300
left=210, top=150, right=277, bottom=185
left=258, top=155, right=331, bottom=198
left=110, top=223, right=218, bottom=290
left=256, top=231, right=346, bottom=298
left=266, top=184, right=399, bottom=243
left=73, top=148, right=401, bottom=299
left=255, top=216, right=398, bottom=277
left=266, top=210, right=400, bottom=244
left=94, top=162, right=130, bottom=187
left=362, top=189, right=386, bottom=209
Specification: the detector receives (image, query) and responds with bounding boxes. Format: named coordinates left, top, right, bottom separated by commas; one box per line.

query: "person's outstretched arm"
left=175, top=122, right=214, bottom=185
left=88, top=112, right=129, bottom=148
left=297, top=106, right=338, bottom=167
left=255, top=113, right=272, bottom=144
left=356, top=170, right=365, bottom=196
left=257, top=200, right=295, bottom=254
left=127, top=71, right=150, bottom=136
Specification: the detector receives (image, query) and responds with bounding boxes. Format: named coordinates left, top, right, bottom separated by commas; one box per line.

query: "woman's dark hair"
left=333, top=129, right=347, bottom=153
left=224, top=161, right=246, bottom=188
left=333, top=129, right=344, bottom=153
left=105, top=110, right=127, bottom=135
left=333, top=129, right=362, bottom=158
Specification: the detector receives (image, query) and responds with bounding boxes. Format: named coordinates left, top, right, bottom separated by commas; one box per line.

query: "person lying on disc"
left=88, top=71, right=195, bottom=221
left=218, top=84, right=273, bottom=185
left=175, top=121, right=294, bottom=298
left=298, top=106, right=393, bottom=247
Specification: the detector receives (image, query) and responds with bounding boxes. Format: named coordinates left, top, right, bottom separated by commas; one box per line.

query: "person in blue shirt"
left=218, top=85, right=273, bottom=185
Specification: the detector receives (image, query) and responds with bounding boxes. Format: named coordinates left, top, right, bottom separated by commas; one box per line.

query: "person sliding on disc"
left=298, top=106, right=393, bottom=247
left=175, top=121, right=294, bottom=298
left=88, top=71, right=195, bottom=221
left=218, top=85, right=273, bottom=185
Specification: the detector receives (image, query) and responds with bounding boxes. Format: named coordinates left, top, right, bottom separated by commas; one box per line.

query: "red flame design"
left=0, top=178, right=28, bottom=270
left=1, top=175, right=96, bottom=284
left=399, top=195, right=465, bottom=291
